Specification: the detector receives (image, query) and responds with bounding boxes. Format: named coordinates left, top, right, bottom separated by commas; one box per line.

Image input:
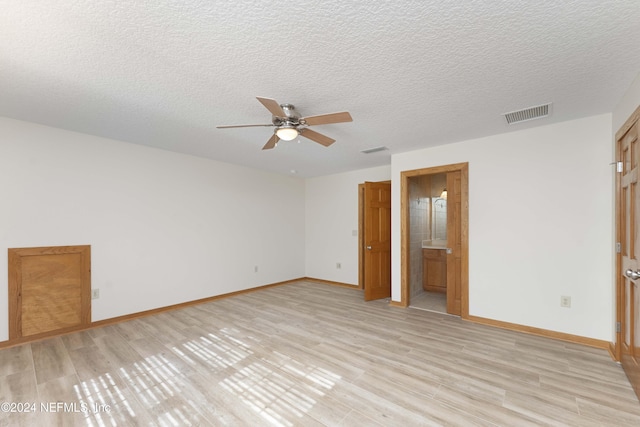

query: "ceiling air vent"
left=361, top=146, right=388, bottom=154
left=503, top=103, right=552, bottom=125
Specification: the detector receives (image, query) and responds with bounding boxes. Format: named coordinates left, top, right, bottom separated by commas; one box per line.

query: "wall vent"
left=361, top=146, right=388, bottom=154
left=503, top=103, right=552, bottom=125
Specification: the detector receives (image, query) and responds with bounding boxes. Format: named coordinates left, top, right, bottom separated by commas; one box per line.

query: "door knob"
left=366, top=246, right=372, bottom=250
left=625, top=269, right=640, bottom=280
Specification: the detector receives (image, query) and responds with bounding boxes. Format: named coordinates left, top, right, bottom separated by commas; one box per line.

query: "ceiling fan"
left=217, top=97, right=353, bottom=150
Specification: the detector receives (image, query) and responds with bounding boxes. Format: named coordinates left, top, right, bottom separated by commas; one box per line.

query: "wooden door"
left=364, top=181, right=391, bottom=301
left=446, top=171, right=462, bottom=315
left=9, top=245, right=91, bottom=341
left=618, top=111, right=640, bottom=399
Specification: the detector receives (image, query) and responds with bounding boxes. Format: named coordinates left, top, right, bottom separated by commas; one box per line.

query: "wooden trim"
left=467, top=315, right=610, bottom=350
left=400, top=162, right=469, bottom=318
left=615, top=127, right=623, bottom=362
left=0, top=277, right=303, bottom=350
left=402, top=162, right=470, bottom=178
left=608, top=342, right=617, bottom=361
left=460, top=165, right=469, bottom=319
left=389, top=300, right=408, bottom=308
left=304, top=277, right=360, bottom=289
left=358, top=183, right=365, bottom=289
left=8, top=250, right=19, bottom=341
left=615, top=104, right=640, bottom=141
left=400, top=173, right=410, bottom=305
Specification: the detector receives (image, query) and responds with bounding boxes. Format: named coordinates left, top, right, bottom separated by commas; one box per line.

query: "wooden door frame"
left=614, top=105, right=640, bottom=361
left=358, top=183, right=365, bottom=289
left=400, top=163, right=469, bottom=317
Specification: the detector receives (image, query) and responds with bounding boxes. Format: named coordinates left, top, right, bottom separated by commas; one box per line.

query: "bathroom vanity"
left=422, top=240, right=447, bottom=293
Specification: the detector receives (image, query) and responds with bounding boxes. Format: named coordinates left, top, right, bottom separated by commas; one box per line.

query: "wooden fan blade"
left=300, top=128, right=335, bottom=147
left=302, top=111, right=352, bottom=126
left=262, top=134, right=279, bottom=150
left=256, top=97, right=286, bottom=117
left=217, top=124, right=274, bottom=129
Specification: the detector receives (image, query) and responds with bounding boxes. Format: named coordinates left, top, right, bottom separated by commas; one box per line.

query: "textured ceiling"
left=2, top=1, right=640, bottom=177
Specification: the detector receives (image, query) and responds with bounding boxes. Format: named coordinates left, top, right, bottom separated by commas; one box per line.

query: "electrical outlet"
left=352, top=230, right=358, bottom=236
left=336, top=262, right=341, bottom=269
left=254, top=266, right=258, bottom=273
left=560, top=296, right=571, bottom=308
left=92, top=289, right=100, bottom=300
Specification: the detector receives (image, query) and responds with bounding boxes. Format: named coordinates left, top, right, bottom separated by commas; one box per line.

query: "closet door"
left=363, top=181, right=391, bottom=301
left=618, top=110, right=640, bottom=400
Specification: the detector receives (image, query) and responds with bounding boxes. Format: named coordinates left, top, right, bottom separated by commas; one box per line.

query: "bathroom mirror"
left=432, top=198, right=447, bottom=240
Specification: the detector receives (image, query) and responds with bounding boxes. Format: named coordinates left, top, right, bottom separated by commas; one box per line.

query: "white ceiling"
left=2, top=1, right=640, bottom=178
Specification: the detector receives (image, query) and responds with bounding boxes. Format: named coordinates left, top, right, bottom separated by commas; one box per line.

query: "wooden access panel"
left=8, top=245, right=91, bottom=340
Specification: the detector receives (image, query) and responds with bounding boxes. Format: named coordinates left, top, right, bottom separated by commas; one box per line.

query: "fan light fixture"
left=216, top=97, right=353, bottom=150
left=276, top=126, right=298, bottom=141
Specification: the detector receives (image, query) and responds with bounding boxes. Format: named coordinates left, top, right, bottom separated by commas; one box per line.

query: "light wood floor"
left=1, top=280, right=639, bottom=426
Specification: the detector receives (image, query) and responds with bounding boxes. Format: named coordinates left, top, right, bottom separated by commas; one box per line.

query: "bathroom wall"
left=408, top=175, right=431, bottom=297
left=430, top=174, right=447, bottom=240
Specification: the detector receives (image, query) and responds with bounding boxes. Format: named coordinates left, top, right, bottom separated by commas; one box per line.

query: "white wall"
left=0, top=118, right=305, bottom=342
left=391, top=114, right=614, bottom=341
left=613, top=72, right=640, bottom=131
left=2, top=108, right=624, bottom=344
left=305, top=165, right=391, bottom=285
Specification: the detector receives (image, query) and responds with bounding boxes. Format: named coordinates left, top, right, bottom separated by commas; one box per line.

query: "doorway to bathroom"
left=400, top=163, right=468, bottom=317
